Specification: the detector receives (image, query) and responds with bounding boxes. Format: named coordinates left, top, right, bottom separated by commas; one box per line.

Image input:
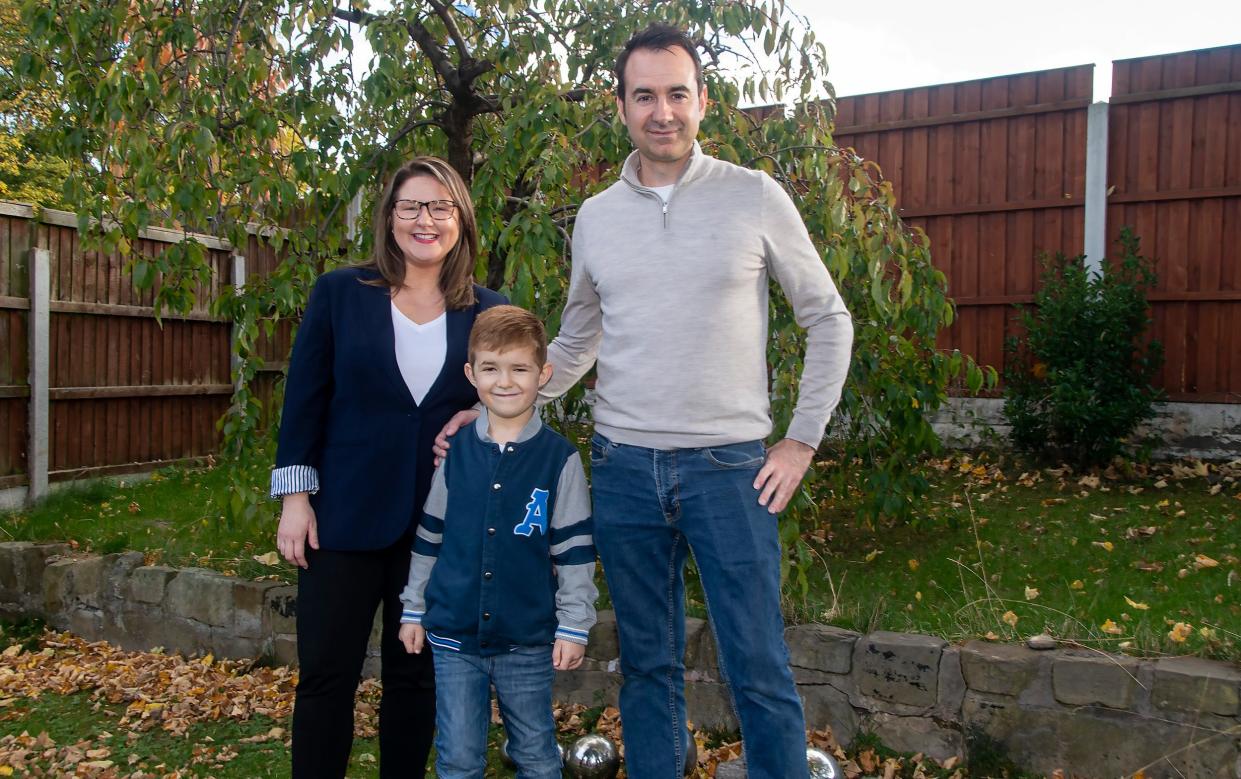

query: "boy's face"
left=465, top=345, right=552, bottom=421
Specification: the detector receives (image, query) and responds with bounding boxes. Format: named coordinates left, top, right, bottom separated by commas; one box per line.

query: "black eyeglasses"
left=393, top=199, right=458, bottom=221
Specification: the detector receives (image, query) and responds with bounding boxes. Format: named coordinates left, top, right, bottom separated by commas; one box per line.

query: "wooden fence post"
left=232, top=254, right=246, bottom=391
left=1083, top=100, right=1110, bottom=276
left=26, top=247, right=50, bottom=503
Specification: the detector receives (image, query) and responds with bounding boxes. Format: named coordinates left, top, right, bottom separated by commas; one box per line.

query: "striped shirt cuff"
left=555, top=625, right=590, bottom=645
left=400, top=610, right=423, bottom=625
left=270, top=465, right=320, bottom=498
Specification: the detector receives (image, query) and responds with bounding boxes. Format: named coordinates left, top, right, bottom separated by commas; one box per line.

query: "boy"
left=399, top=305, right=597, bottom=779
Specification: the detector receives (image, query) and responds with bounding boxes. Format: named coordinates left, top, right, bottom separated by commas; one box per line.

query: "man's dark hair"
left=614, top=23, right=704, bottom=100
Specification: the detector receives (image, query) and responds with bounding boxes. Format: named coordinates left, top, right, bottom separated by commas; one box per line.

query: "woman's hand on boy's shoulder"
left=433, top=408, right=481, bottom=464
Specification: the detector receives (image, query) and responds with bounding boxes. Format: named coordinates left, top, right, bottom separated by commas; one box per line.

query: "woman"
left=271, top=156, right=506, bottom=778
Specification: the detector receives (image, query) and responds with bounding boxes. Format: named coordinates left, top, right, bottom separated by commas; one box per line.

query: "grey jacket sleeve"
left=399, top=463, right=449, bottom=624
left=541, top=207, right=604, bottom=403
left=548, top=453, right=598, bottom=644
left=761, top=174, right=855, bottom=447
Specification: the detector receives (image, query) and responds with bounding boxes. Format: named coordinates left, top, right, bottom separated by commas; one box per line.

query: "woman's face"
left=389, top=174, right=461, bottom=272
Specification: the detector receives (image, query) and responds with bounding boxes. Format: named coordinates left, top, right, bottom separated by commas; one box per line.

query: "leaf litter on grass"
left=1, top=632, right=978, bottom=778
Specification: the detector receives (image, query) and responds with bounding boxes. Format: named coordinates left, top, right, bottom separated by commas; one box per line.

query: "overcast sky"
left=803, top=0, right=1241, bottom=100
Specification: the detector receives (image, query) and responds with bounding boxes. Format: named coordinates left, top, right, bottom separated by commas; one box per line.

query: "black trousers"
left=291, top=539, right=436, bottom=778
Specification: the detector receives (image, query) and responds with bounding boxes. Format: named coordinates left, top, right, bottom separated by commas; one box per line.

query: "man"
left=541, top=23, right=854, bottom=779
left=438, top=22, right=852, bottom=779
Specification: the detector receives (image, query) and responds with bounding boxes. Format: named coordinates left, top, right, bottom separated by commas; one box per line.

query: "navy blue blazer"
left=275, top=266, right=507, bottom=550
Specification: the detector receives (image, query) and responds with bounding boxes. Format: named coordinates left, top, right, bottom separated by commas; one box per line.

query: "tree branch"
left=423, top=0, right=471, bottom=57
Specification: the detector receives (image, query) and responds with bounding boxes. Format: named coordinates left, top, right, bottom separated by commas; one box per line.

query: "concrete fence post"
left=1083, top=100, right=1110, bottom=277
left=26, top=247, right=50, bottom=504
left=231, top=254, right=246, bottom=391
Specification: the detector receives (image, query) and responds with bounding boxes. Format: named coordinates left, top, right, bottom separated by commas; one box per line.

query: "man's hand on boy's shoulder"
left=552, top=639, right=585, bottom=671
left=399, top=623, right=425, bottom=654
left=433, top=408, right=481, bottom=464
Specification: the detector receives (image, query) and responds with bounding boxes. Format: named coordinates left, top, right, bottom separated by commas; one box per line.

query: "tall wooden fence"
left=833, top=43, right=1241, bottom=403
left=0, top=202, right=289, bottom=498
left=3, top=44, right=1239, bottom=500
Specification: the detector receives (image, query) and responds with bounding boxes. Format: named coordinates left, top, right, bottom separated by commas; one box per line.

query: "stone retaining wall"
left=2, top=543, right=1238, bottom=778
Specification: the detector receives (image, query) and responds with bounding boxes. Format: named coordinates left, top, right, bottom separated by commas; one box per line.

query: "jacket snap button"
left=482, top=612, right=491, bottom=621
left=483, top=571, right=493, bottom=580
left=487, top=527, right=496, bottom=535
left=492, top=483, right=501, bottom=490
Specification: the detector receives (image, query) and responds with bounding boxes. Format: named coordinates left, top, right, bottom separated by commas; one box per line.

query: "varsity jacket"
left=399, top=410, right=597, bottom=656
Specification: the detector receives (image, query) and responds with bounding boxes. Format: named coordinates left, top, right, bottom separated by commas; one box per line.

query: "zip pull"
left=662, top=201, right=669, bottom=229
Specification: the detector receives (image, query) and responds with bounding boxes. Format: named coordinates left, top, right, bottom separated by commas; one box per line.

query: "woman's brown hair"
left=363, top=156, right=478, bottom=309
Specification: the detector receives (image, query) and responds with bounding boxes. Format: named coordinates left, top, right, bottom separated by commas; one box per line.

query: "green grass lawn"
left=3, top=453, right=1238, bottom=661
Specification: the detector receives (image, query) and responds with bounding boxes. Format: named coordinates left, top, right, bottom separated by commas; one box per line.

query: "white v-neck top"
left=391, top=303, right=447, bottom=405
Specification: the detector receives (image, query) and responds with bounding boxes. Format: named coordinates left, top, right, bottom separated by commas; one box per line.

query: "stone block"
left=684, top=617, right=719, bottom=675
left=361, top=655, right=382, bottom=679
left=936, top=647, right=966, bottom=714
left=159, top=615, right=214, bottom=658
left=266, top=586, right=298, bottom=634
left=210, top=628, right=265, bottom=662
left=865, top=712, right=962, bottom=761
left=272, top=635, right=299, bottom=668
left=1152, top=656, right=1241, bottom=717
left=101, top=552, right=145, bottom=602
left=552, top=669, right=621, bottom=709
left=715, top=758, right=746, bottom=779
left=114, top=605, right=173, bottom=653
left=67, top=608, right=104, bottom=640
left=586, top=611, right=619, bottom=661
left=685, top=682, right=737, bottom=732
left=799, top=683, right=858, bottom=745
left=232, top=580, right=280, bottom=639
left=786, top=624, right=858, bottom=675
left=1052, top=652, right=1140, bottom=710
left=43, top=556, right=104, bottom=614
left=854, top=631, right=946, bottom=708
left=0, top=542, right=69, bottom=606
left=959, top=640, right=1042, bottom=696
left=962, top=690, right=1241, bottom=779
left=164, top=568, right=235, bottom=627
left=128, top=566, right=177, bottom=604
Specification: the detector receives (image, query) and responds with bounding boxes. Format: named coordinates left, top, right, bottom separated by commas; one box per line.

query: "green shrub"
left=1002, top=228, right=1163, bottom=467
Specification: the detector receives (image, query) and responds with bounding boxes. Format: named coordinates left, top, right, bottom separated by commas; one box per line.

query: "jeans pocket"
left=589, top=434, right=612, bottom=467
left=702, top=441, right=766, bottom=469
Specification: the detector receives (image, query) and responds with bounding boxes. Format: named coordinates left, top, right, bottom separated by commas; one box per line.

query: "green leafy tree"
left=1002, top=228, right=1163, bottom=468
left=22, top=0, right=993, bottom=572
left=0, top=0, right=75, bottom=207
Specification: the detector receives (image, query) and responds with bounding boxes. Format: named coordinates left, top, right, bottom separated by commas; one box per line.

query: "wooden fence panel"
left=834, top=66, right=1094, bottom=382
left=1108, top=44, right=1241, bottom=402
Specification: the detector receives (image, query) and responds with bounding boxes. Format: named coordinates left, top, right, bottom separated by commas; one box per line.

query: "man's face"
left=616, top=46, right=707, bottom=172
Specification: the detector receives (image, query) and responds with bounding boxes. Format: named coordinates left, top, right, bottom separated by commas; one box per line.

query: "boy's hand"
left=433, top=409, right=481, bottom=464
left=552, top=639, right=585, bottom=670
left=399, top=623, right=425, bottom=654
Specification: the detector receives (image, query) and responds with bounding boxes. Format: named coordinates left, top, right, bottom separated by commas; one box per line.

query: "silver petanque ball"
left=806, top=747, right=840, bottom=779
left=499, top=737, right=517, bottom=768
left=559, top=741, right=567, bottom=763
left=565, top=734, right=620, bottom=779
left=683, top=733, right=697, bottom=775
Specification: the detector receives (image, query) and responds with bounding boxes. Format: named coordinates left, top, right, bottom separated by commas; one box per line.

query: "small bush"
left=1002, top=228, right=1163, bottom=467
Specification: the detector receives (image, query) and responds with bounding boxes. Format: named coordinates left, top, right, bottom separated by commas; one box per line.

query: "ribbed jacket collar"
left=619, top=140, right=707, bottom=193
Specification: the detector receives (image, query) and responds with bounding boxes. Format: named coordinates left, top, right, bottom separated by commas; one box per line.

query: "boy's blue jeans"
left=431, top=645, right=561, bottom=779
left=590, top=434, right=810, bottom=779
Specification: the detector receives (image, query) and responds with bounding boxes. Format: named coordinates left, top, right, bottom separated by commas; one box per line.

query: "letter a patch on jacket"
left=514, top=488, right=549, bottom=537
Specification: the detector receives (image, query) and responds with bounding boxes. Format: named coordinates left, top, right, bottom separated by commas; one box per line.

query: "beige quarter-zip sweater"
left=541, top=142, right=854, bottom=449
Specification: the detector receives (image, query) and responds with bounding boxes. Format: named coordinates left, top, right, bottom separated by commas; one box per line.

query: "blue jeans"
left=590, top=434, right=809, bottom=779
left=431, top=645, right=561, bottom=779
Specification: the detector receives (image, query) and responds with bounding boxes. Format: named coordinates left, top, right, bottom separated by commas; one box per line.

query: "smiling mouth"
left=411, top=233, right=439, bottom=242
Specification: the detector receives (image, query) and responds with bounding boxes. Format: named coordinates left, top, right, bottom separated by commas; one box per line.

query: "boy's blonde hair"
left=468, top=305, right=548, bottom=365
